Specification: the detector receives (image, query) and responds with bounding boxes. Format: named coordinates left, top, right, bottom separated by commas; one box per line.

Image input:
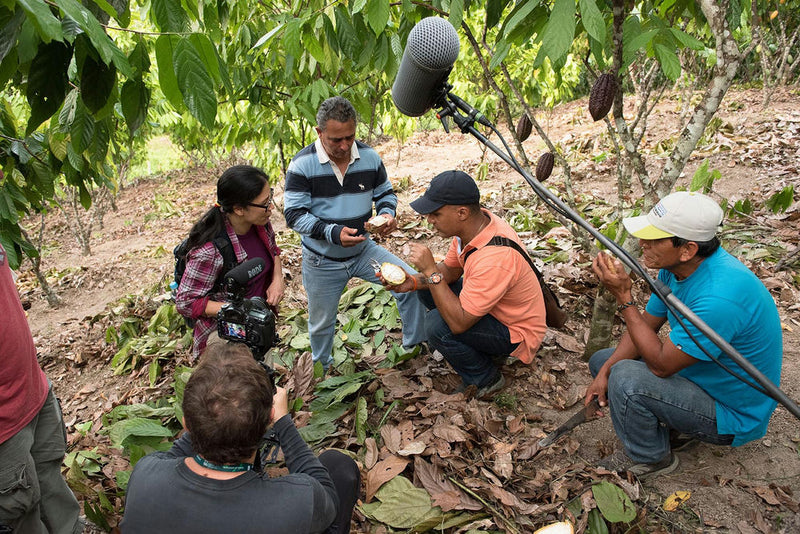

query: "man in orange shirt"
left=386, top=170, right=546, bottom=397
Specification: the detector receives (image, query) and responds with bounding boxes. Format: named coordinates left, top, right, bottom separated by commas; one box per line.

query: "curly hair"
left=316, top=96, right=357, bottom=129
left=183, top=343, right=274, bottom=464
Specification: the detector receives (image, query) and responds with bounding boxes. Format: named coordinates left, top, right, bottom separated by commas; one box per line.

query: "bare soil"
left=19, top=87, right=800, bottom=533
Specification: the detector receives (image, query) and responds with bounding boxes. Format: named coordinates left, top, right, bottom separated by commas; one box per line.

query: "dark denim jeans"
left=418, top=280, right=518, bottom=388
left=589, top=348, right=734, bottom=463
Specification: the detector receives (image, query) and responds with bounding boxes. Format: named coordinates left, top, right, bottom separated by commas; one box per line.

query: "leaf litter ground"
left=20, top=87, right=800, bottom=533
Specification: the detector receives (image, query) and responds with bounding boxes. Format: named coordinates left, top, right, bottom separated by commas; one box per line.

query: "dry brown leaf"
left=365, top=455, right=409, bottom=502
left=397, top=441, right=426, bottom=456
left=432, top=423, right=469, bottom=443
left=364, top=437, right=379, bottom=469
left=380, top=425, right=402, bottom=455
left=413, top=456, right=482, bottom=511
left=431, top=491, right=462, bottom=511
left=551, top=331, right=583, bottom=353
left=289, top=351, right=314, bottom=400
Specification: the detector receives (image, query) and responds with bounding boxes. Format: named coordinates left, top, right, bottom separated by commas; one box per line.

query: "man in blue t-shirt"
left=585, top=191, right=782, bottom=479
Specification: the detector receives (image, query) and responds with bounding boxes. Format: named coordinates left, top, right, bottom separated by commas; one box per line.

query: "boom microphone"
left=224, top=258, right=265, bottom=289
left=392, top=17, right=460, bottom=117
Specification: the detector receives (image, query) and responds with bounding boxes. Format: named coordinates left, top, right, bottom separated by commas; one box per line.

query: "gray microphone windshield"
left=392, top=17, right=460, bottom=117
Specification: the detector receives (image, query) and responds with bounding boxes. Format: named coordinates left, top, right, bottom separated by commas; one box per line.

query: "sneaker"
left=597, top=449, right=680, bottom=480
left=669, top=430, right=699, bottom=452
left=476, top=374, right=506, bottom=399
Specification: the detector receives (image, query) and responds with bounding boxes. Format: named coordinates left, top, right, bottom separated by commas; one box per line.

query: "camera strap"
left=193, top=455, right=253, bottom=472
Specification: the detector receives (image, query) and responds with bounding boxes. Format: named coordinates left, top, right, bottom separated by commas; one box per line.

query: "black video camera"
left=217, top=258, right=276, bottom=360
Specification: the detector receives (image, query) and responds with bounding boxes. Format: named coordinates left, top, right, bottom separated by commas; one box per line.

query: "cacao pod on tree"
left=535, top=152, right=555, bottom=181
left=589, top=73, right=618, bottom=121
left=516, top=113, right=533, bottom=142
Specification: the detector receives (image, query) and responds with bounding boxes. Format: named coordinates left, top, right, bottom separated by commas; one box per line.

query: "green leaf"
left=26, top=41, right=72, bottom=135
left=155, top=35, right=185, bottom=112
left=70, top=102, right=95, bottom=153
left=108, top=417, right=174, bottom=449
left=252, top=23, right=284, bottom=50
left=501, top=0, right=539, bottom=39
left=128, top=38, right=150, bottom=77
left=654, top=43, right=680, bottom=81
left=623, top=29, right=658, bottom=58
left=592, top=480, right=636, bottom=523
left=120, top=78, right=150, bottom=134
left=449, top=0, right=464, bottom=30
left=115, top=470, right=131, bottom=491
left=367, top=476, right=436, bottom=529
left=0, top=224, right=22, bottom=268
left=282, top=18, right=302, bottom=60
left=54, top=0, right=132, bottom=77
left=17, top=0, right=63, bottom=43
left=89, top=0, right=120, bottom=21
left=365, top=0, right=390, bottom=36
left=150, top=0, right=189, bottom=32
left=302, top=27, right=326, bottom=65
left=89, top=116, right=110, bottom=164
left=1, top=9, right=24, bottom=64
left=80, top=51, right=116, bottom=114
left=355, top=396, right=367, bottom=444
left=766, top=185, right=794, bottom=214
left=488, top=39, right=511, bottom=70
left=148, top=359, right=161, bottom=386
left=689, top=159, right=719, bottom=193
left=579, top=0, right=605, bottom=44
left=540, top=0, right=576, bottom=64
left=298, top=420, right=336, bottom=443
left=669, top=28, right=705, bottom=51
left=587, top=508, right=609, bottom=533
left=188, top=33, right=220, bottom=84
left=486, top=0, right=508, bottom=29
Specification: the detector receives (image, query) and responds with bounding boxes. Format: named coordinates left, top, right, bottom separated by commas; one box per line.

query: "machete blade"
left=538, top=398, right=601, bottom=448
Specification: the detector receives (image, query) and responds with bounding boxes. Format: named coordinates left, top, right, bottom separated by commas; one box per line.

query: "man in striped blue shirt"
left=284, top=96, right=426, bottom=369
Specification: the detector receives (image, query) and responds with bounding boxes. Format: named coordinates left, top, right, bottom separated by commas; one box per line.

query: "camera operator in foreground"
left=120, top=342, right=360, bottom=533
left=586, top=191, right=782, bottom=479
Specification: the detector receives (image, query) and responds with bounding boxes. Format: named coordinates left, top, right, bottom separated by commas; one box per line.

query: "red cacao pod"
left=589, top=73, right=618, bottom=121
left=516, top=113, right=533, bottom=142
left=535, top=152, right=555, bottom=181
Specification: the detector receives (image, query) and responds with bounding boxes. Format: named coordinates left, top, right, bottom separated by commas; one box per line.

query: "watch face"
left=428, top=272, right=442, bottom=284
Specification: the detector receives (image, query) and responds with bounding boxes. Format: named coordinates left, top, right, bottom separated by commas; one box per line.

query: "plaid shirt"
left=175, top=218, right=281, bottom=359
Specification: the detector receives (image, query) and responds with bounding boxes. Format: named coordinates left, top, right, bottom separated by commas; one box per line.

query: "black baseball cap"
left=410, top=170, right=480, bottom=214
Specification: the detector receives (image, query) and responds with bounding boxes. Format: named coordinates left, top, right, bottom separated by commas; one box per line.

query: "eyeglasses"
left=248, top=191, right=275, bottom=210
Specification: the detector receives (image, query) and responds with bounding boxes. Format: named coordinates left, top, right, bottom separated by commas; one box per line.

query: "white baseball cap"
left=623, top=191, right=723, bottom=241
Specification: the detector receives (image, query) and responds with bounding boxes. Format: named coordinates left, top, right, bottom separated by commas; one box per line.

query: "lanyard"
left=193, top=455, right=253, bottom=472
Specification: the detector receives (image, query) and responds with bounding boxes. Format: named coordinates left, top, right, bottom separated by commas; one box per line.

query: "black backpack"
left=173, top=233, right=238, bottom=324
left=464, top=236, right=567, bottom=328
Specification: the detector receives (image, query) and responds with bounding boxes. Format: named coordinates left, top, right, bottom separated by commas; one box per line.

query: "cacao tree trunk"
left=583, top=287, right=617, bottom=361
left=20, top=221, right=61, bottom=308
left=659, top=0, right=753, bottom=196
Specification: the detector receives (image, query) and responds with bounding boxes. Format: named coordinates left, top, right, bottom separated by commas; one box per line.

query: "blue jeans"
left=302, top=240, right=426, bottom=368
left=418, top=280, right=518, bottom=388
left=589, top=348, right=734, bottom=463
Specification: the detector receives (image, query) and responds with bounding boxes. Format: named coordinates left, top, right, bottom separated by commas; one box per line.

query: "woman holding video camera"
left=176, top=165, right=284, bottom=360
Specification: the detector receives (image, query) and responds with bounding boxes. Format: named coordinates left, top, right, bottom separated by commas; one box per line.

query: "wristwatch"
left=426, top=271, right=443, bottom=285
